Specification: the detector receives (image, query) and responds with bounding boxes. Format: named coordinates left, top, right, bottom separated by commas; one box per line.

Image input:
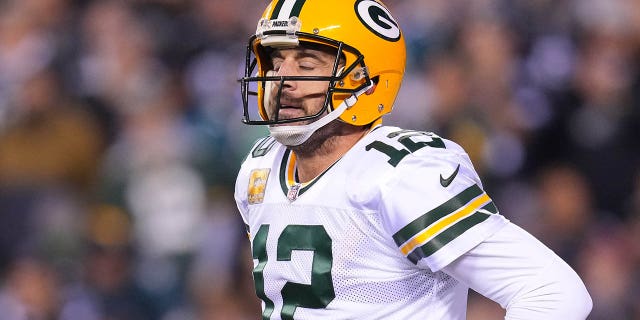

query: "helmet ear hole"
left=366, top=76, right=380, bottom=95
left=365, top=83, right=377, bottom=95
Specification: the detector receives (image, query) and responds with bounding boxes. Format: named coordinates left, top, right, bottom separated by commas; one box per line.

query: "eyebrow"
left=270, top=48, right=331, bottom=62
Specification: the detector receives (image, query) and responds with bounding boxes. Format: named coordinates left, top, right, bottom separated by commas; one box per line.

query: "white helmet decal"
left=355, top=0, right=401, bottom=42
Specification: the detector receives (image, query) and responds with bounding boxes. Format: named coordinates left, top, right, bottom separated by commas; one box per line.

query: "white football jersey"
left=235, top=126, right=509, bottom=320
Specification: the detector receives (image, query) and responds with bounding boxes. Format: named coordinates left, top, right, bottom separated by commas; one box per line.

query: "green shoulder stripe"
left=406, top=211, right=490, bottom=264
left=392, top=184, right=484, bottom=246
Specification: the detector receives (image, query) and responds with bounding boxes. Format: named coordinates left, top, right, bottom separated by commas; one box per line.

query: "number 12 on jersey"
left=366, top=130, right=445, bottom=167
left=252, top=224, right=336, bottom=320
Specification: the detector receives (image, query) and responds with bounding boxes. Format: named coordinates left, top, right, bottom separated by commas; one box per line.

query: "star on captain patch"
left=248, top=169, right=270, bottom=204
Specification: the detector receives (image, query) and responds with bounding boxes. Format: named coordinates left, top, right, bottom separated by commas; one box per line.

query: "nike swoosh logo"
left=440, top=164, right=460, bottom=187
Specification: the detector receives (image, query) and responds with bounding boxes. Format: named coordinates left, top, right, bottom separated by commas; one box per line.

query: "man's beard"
left=288, top=117, right=349, bottom=156
left=266, top=89, right=327, bottom=125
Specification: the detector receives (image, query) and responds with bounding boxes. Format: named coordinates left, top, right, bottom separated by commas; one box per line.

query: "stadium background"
left=0, top=0, right=638, bottom=318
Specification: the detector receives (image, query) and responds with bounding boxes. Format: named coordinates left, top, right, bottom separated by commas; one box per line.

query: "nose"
left=274, top=59, right=297, bottom=91
left=275, top=57, right=295, bottom=76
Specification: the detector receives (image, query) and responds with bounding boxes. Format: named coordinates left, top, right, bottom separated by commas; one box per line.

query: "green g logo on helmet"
left=355, top=0, right=401, bottom=42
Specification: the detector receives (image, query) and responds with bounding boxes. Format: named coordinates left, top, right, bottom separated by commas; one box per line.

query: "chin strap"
left=268, top=82, right=374, bottom=146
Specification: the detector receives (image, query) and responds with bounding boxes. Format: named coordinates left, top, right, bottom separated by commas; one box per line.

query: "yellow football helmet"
left=240, top=0, right=406, bottom=127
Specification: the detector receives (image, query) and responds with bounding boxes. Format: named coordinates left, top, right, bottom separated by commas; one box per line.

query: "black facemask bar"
left=240, top=32, right=370, bottom=125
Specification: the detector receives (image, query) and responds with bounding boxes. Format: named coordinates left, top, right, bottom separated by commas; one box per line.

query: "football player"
left=235, top=0, right=592, bottom=319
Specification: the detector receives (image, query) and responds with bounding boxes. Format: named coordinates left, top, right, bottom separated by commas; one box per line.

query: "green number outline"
left=366, top=130, right=445, bottom=167
left=253, top=225, right=276, bottom=319
left=252, top=224, right=335, bottom=319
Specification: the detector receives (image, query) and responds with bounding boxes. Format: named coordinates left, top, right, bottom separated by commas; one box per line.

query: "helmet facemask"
left=240, top=31, right=373, bottom=128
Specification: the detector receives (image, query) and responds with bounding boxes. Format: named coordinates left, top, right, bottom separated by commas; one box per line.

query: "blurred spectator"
left=60, top=204, right=158, bottom=320
left=95, top=79, right=209, bottom=315
left=0, top=256, right=61, bottom=320
left=0, top=66, right=105, bottom=275
left=531, top=164, right=595, bottom=265
left=0, top=67, right=105, bottom=189
left=576, top=222, right=636, bottom=319
left=185, top=189, right=260, bottom=319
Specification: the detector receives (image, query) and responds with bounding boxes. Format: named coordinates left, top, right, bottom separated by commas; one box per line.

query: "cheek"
left=304, top=81, right=332, bottom=109
left=263, top=78, right=279, bottom=117
left=304, top=94, right=330, bottom=115
left=301, top=81, right=331, bottom=98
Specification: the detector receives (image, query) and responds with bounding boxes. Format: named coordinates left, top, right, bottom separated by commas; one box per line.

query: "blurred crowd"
left=0, top=0, right=638, bottom=319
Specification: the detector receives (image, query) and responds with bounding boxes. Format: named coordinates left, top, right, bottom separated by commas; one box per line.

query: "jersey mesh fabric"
left=251, top=200, right=464, bottom=319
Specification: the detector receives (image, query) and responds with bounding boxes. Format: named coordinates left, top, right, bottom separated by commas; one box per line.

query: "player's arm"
left=441, top=223, right=593, bottom=319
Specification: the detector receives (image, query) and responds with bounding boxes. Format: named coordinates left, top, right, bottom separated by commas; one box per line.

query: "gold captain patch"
left=248, top=168, right=270, bottom=204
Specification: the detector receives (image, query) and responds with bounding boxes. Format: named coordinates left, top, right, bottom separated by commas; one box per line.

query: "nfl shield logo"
left=287, top=184, right=301, bottom=202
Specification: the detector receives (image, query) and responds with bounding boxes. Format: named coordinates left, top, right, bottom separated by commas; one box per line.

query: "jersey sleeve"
left=234, top=155, right=250, bottom=228
left=234, top=136, right=274, bottom=231
left=378, top=141, right=509, bottom=272
left=442, top=223, right=592, bottom=319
